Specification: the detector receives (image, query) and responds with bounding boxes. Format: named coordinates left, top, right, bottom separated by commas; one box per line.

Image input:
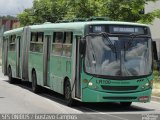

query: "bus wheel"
left=32, top=71, right=41, bottom=93
left=8, top=67, right=14, bottom=84
left=120, top=102, right=132, bottom=107
left=64, top=80, right=75, bottom=106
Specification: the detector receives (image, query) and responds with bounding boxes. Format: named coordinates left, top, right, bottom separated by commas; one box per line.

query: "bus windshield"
left=84, top=34, right=152, bottom=77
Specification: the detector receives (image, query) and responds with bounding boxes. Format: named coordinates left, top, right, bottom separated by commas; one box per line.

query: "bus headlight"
left=88, top=82, right=93, bottom=86
left=145, top=80, right=153, bottom=88
left=142, top=80, right=153, bottom=89
left=145, top=82, right=150, bottom=87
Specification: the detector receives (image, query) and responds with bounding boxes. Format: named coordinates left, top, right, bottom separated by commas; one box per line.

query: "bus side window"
left=31, top=32, right=37, bottom=42
left=9, top=35, right=16, bottom=51
left=63, top=32, right=73, bottom=57
left=30, top=32, right=44, bottom=53
left=52, top=32, right=63, bottom=55
left=38, top=32, right=43, bottom=42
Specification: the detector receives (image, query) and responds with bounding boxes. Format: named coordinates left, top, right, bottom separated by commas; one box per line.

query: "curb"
left=151, top=96, right=160, bottom=103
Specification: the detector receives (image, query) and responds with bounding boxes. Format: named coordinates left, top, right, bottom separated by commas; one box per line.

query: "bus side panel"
left=60, top=56, right=72, bottom=93
left=15, top=34, right=22, bottom=78
left=49, top=56, right=72, bottom=94
left=21, top=27, right=30, bottom=80
left=71, top=34, right=83, bottom=99
left=29, top=52, right=44, bottom=86
left=2, top=38, right=8, bottom=75
left=49, top=35, right=74, bottom=94
left=49, top=55, right=63, bottom=94
left=70, top=36, right=76, bottom=98
left=8, top=51, right=16, bottom=78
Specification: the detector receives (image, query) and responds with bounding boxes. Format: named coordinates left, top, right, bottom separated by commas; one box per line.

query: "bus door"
left=75, top=36, right=82, bottom=98
left=16, top=36, right=21, bottom=78
left=43, top=35, right=51, bottom=87
left=2, top=37, right=8, bottom=75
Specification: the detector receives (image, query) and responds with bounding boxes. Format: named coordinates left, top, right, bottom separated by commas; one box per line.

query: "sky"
left=0, top=0, right=34, bottom=16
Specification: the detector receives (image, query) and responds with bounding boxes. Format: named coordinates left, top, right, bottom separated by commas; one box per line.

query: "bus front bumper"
left=82, top=88, right=152, bottom=102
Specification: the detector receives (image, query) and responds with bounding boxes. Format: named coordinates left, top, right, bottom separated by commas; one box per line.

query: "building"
left=0, top=18, right=20, bottom=43
left=0, top=19, right=20, bottom=31
left=0, top=18, right=20, bottom=61
left=12, top=21, right=20, bottom=29
left=145, top=0, right=160, bottom=59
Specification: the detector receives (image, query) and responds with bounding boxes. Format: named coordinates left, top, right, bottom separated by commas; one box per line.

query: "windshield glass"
left=85, top=34, right=152, bottom=77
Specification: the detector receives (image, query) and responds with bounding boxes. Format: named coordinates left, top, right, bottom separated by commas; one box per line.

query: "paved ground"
left=0, top=69, right=160, bottom=120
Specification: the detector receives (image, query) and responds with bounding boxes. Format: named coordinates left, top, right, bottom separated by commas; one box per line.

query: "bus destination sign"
left=113, top=27, right=137, bottom=33
left=109, top=26, right=146, bottom=34
left=89, top=25, right=148, bottom=35
left=92, top=26, right=105, bottom=33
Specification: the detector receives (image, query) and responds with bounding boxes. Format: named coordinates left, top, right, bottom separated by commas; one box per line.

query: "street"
left=0, top=69, right=160, bottom=120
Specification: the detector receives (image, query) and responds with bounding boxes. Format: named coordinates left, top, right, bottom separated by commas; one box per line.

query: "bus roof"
left=3, top=27, right=23, bottom=36
left=3, top=21, right=149, bottom=35
left=30, top=21, right=148, bottom=30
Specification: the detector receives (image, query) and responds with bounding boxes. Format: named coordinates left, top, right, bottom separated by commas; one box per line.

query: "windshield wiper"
left=90, top=39, right=97, bottom=71
left=102, top=33, right=116, bottom=52
left=125, top=34, right=151, bottom=51
left=84, top=33, right=117, bottom=52
left=102, top=33, right=118, bottom=60
left=84, top=33, right=119, bottom=60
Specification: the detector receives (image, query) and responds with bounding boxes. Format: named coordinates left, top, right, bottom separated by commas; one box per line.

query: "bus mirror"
left=80, top=39, right=86, bottom=55
left=152, top=41, right=158, bottom=61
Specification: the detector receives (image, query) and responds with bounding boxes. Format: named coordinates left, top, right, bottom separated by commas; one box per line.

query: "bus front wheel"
left=64, top=80, right=75, bottom=106
left=32, top=71, right=41, bottom=93
left=120, top=102, right=132, bottom=107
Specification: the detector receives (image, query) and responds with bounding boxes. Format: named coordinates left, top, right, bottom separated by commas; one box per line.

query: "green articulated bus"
left=2, top=20, right=153, bottom=107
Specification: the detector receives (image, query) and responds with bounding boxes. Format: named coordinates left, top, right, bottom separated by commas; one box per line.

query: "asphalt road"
left=0, top=69, right=160, bottom=120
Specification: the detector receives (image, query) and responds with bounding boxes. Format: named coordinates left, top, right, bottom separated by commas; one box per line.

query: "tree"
left=18, top=0, right=70, bottom=26
left=100, top=0, right=160, bottom=23
left=64, top=0, right=102, bottom=19
left=17, top=0, right=53, bottom=26
left=17, top=9, right=34, bottom=26
left=18, top=0, right=160, bottom=26
left=66, top=0, right=160, bottom=23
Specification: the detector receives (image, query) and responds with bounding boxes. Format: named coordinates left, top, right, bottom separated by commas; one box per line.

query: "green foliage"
left=153, top=70, right=159, bottom=82
left=98, top=0, right=160, bottom=24
left=17, top=9, right=33, bottom=26
left=153, top=60, right=158, bottom=70
left=139, top=9, right=160, bottom=23
left=18, top=0, right=70, bottom=26
left=18, top=0, right=160, bottom=26
left=102, top=0, right=145, bottom=21
left=64, top=0, right=103, bottom=19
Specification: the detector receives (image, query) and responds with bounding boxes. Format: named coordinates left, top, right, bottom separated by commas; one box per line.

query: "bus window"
left=31, top=32, right=37, bottom=42
left=63, top=32, right=73, bottom=57
left=38, top=32, right=43, bottom=42
left=53, top=32, right=63, bottom=43
left=52, top=32, right=63, bottom=55
left=9, top=35, right=16, bottom=51
left=30, top=32, right=44, bottom=53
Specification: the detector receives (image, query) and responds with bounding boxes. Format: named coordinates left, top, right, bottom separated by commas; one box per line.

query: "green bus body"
left=2, top=21, right=153, bottom=104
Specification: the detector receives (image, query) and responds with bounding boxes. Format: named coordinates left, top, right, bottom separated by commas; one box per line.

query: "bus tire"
left=64, top=80, right=75, bottom=106
left=120, top=102, right=132, bottom=107
left=32, top=71, right=41, bottom=93
left=8, top=67, right=15, bottom=84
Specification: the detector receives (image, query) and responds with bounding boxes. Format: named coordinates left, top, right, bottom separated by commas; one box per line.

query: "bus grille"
left=101, top=85, right=138, bottom=91
left=103, top=97, right=137, bottom=100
